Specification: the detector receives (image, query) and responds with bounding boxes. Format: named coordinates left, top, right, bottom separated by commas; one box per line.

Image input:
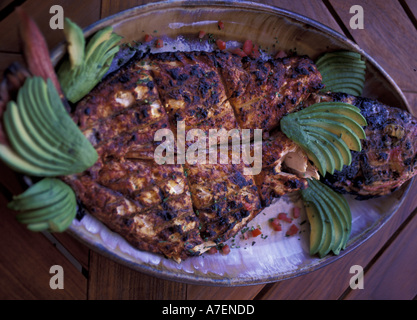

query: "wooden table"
left=1, top=0, right=417, bottom=300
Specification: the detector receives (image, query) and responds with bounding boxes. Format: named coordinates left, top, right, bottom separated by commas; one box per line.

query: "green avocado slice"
left=301, top=187, right=326, bottom=255
left=3, top=102, right=70, bottom=171
left=17, top=84, right=75, bottom=166
left=298, top=112, right=366, bottom=140
left=309, top=131, right=344, bottom=172
left=309, top=181, right=345, bottom=255
left=309, top=136, right=336, bottom=175
left=310, top=194, right=334, bottom=258
left=297, top=118, right=362, bottom=152
left=311, top=180, right=352, bottom=250
left=8, top=178, right=77, bottom=233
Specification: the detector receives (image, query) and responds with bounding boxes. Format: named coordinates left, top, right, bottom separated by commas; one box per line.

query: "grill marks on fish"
left=309, top=92, right=417, bottom=198
left=64, top=50, right=322, bottom=261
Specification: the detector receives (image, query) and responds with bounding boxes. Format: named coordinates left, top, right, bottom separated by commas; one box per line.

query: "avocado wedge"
left=298, top=102, right=367, bottom=126
left=57, top=18, right=123, bottom=103
left=316, top=50, right=366, bottom=96
left=297, top=118, right=362, bottom=152
left=8, top=178, right=77, bottom=232
left=303, top=194, right=325, bottom=255
left=308, top=131, right=344, bottom=172
left=303, top=125, right=352, bottom=168
left=300, top=179, right=352, bottom=257
left=281, top=101, right=366, bottom=176
left=0, top=77, right=98, bottom=177
left=298, top=112, right=366, bottom=140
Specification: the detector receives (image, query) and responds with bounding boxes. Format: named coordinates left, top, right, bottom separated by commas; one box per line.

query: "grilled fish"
left=63, top=48, right=417, bottom=261
left=63, top=50, right=322, bottom=261
left=306, top=92, right=417, bottom=199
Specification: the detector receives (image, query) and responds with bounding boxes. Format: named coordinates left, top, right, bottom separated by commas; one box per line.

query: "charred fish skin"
left=211, top=50, right=324, bottom=132
left=311, top=92, right=417, bottom=199
left=64, top=49, right=323, bottom=261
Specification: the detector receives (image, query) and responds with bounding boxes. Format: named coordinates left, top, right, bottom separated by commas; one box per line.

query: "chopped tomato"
left=207, top=246, right=218, bottom=254
left=275, top=50, right=287, bottom=59
left=244, top=202, right=253, bottom=211
left=270, top=218, right=282, bottom=231
left=220, top=244, right=231, bottom=255
left=198, top=30, right=206, bottom=39
left=251, top=228, right=262, bottom=237
left=155, top=38, right=164, bottom=48
left=144, top=34, right=153, bottom=42
left=250, top=43, right=261, bottom=58
left=286, top=224, right=299, bottom=237
left=230, top=47, right=247, bottom=57
left=242, top=230, right=250, bottom=240
left=242, top=39, right=253, bottom=56
left=218, top=21, right=224, bottom=30
left=278, top=212, right=293, bottom=223
left=293, top=207, right=300, bottom=219
left=216, top=39, right=226, bottom=50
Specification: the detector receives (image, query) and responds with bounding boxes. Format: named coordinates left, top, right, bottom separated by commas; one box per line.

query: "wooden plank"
left=87, top=251, right=187, bottom=300
left=403, top=0, right=417, bottom=22
left=264, top=0, right=344, bottom=34
left=0, top=194, right=87, bottom=299
left=343, top=209, right=417, bottom=300
left=328, top=0, right=417, bottom=93
left=257, top=180, right=417, bottom=299
left=0, top=0, right=101, bottom=53
left=52, top=232, right=90, bottom=272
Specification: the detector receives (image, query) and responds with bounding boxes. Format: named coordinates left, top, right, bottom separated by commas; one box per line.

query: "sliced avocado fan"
left=8, top=178, right=77, bottom=232
left=57, top=18, right=123, bottom=103
left=300, top=179, right=351, bottom=257
left=280, top=101, right=367, bottom=176
left=0, top=76, right=98, bottom=177
left=316, top=51, right=366, bottom=96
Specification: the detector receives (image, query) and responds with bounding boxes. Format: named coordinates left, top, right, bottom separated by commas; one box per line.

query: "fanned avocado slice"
left=0, top=77, right=98, bottom=177
left=299, top=102, right=367, bottom=126
left=311, top=180, right=352, bottom=250
left=316, top=50, right=366, bottom=96
left=301, top=188, right=325, bottom=255
left=8, top=178, right=77, bottom=232
left=309, top=136, right=336, bottom=175
left=309, top=131, right=344, bottom=172
left=281, top=101, right=366, bottom=176
left=300, top=179, right=352, bottom=257
left=297, top=118, right=362, bottom=152
left=298, top=112, right=366, bottom=140
left=310, top=184, right=344, bottom=255
left=57, top=18, right=123, bottom=103
left=303, top=125, right=352, bottom=168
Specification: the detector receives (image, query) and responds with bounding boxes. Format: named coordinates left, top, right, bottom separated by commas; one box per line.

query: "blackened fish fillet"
left=63, top=50, right=322, bottom=261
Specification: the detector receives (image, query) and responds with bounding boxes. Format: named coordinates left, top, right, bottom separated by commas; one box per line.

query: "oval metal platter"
left=50, top=0, right=412, bottom=286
